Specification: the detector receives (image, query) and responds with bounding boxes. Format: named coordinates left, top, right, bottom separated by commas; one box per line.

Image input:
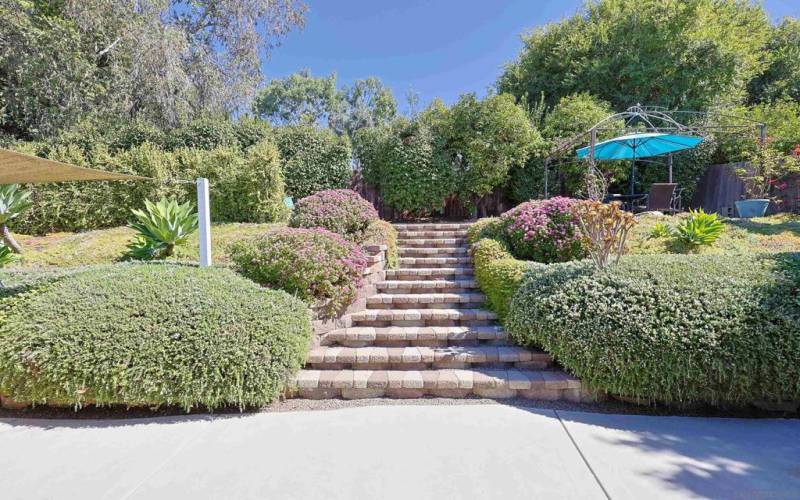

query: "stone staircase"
left=291, top=222, right=591, bottom=402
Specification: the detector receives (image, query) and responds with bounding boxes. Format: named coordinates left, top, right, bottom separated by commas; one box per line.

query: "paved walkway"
left=1, top=404, right=798, bottom=499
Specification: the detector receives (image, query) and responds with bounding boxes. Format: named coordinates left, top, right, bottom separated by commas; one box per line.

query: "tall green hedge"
left=273, top=125, right=353, bottom=199
left=506, top=253, right=800, bottom=406
left=470, top=238, right=538, bottom=322
left=14, top=139, right=289, bottom=234
left=0, top=264, right=312, bottom=410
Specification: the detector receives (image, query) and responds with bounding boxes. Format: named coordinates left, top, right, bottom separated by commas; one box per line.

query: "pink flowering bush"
left=229, top=227, right=367, bottom=318
left=502, top=197, right=587, bottom=263
left=289, top=189, right=379, bottom=240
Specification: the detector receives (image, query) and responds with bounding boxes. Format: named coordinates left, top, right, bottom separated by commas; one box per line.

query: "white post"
left=196, top=177, right=212, bottom=267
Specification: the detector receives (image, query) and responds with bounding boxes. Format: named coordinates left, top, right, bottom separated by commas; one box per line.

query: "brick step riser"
left=398, top=247, right=468, bottom=255
left=308, top=361, right=552, bottom=371
left=366, top=302, right=484, bottom=310
left=322, top=338, right=511, bottom=348
left=294, top=386, right=587, bottom=401
left=353, top=319, right=496, bottom=328
left=377, top=287, right=477, bottom=295
left=385, top=271, right=474, bottom=281
left=398, top=260, right=471, bottom=268
left=393, top=224, right=472, bottom=232
left=399, top=240, right=468, bottom=248
left=396, top=232, right=468, bottom=239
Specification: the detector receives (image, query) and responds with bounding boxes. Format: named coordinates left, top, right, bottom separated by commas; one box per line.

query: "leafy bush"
left=0, top=184, right=32, bottom=253
left=649, top=222, right=672, bottom=239
left=273, top=125, right=352, bottom=199
left=502, top=197, right=587, bottom=263
left=15, top=140, right=288, bottom=234
left=0, top=264, right=312, bottom=410
left=572, top=200, right=636, bottom=268
left=362, top=219, right=398, bottom=269
left=466, top=217, right=506, bottom=245
left=674, top=209, right=724, bottom=248
left=506, top=253, right=800, bottom=406
left=0, top=245, right=15, bottom=268
left=165, top=115, right=239, bottom=151
left=289, top=189, right=378, bottom=240
left=233, top=117, right=272, bottom=149
left=229, top=227, right=367, bottom=318
left=470, top=238, right=539, bottom=321
left=127, top=198, right=198, bottom=260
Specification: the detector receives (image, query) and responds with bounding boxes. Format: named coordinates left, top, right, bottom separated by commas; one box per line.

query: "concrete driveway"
left=0, top=404, right=798, bottom=499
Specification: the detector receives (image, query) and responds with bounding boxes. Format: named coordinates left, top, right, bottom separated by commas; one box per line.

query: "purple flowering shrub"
left=502, top=197, right=587, bottom=263
left=289, top=189, right=379, bottom=240
left=230, top=227, right=367, bottom=318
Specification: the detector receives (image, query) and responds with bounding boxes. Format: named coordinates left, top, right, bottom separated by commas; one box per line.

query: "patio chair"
left=634, top=183, right=678, bottom=214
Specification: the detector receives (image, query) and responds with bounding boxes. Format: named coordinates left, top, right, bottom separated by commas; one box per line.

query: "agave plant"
left=0, top=184, right=32, bottom=254
left=127, top=198, right=199, bottom=260
left=675, top=209, right=724, bottom=248
left=0, top=244, right=16, bottom=269
left=648, top=222, right=673, bottom=239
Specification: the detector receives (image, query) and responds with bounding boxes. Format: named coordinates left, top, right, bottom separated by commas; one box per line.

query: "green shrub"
left=466, top=217, right=506, bottom=244
left=233, top=117, right=272, bottom=149
left=649, top=222, right=672, bottom=239
left=273, top=125, right=352, bottom=199
left=15, top=140, right=288, bottom=234
left=229, top=227, right=367, bottom=318
left=165, top=115, right=239, bottom=151
left=362, top=219, right=398, bottom=269
left=470, top=238, right=540, bottom=321
left=0, top=264, right=312, bottom=410
left=289, top=189, right=378, bottom=240
left=506, top=253, right=800, bottom=406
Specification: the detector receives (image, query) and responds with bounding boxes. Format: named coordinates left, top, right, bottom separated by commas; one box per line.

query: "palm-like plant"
left=675, top=209, right=724, bottom=248
left=127, top=198, right=199, bottom=260
left=0, top=184, right=32, bottom=254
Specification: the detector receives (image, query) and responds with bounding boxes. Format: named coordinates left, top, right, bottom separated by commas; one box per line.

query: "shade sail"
left=0, top=148, right=150, bottom=184
left=576, top=133, right=703, bottom=161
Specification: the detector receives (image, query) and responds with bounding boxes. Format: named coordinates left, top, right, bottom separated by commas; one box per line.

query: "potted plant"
left=736, top=143, right=800, bottom=218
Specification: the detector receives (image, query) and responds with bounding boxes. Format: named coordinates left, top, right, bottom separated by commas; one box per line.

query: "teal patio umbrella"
left=576, top=132, right=703, bottom=194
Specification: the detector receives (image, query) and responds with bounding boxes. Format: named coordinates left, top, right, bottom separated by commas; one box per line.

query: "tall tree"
left=747, top=18, right=800, bottom=104
left=498, top=0, right=771, bottom=112
left=0, top=0, right=306, bottom=140
left=330, top=77, right=397, bottom=137
left=252, top=70, right=339, bottom=126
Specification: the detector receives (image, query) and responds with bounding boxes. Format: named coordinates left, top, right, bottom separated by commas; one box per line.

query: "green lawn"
left=628, top=213, right=800, bottom=255
left=11, top=223, right=281, bottom=269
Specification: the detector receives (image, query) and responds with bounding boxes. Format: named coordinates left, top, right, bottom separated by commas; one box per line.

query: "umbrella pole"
left=668, top=153, right=673, bottom=183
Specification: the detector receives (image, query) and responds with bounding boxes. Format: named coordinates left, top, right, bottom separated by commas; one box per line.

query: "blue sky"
left=263, top=0, right=800, bottom=113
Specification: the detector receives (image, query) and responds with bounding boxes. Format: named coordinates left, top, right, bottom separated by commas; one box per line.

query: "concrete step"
left=306, top=345, right=551, bottom=370
left=377, top=280, right=479, bottom=294
left=398, top=257, right=471, bottom=268
left=399, top=238, right=468, bottom=248
left=397, top=230, right=468, bottom=239
left=367, top=293, right=485, bottom=309
left=385, top=268, right=473, bottom=280
left=291, top=368, right=588, bottom=400
left=320, top=325, right=508, bottom=347
left=394, top=223, right=473, bottom=232
left=399, top=247, right=468, bottom=257
left=350, top=308, right=496, bottom=327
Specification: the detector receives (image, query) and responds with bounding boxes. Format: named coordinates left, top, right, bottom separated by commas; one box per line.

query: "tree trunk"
left=1, top=224, right=22, bottom=254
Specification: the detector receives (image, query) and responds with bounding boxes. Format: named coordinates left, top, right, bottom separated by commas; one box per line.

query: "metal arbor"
left=543, top=104, right=767, bottom=198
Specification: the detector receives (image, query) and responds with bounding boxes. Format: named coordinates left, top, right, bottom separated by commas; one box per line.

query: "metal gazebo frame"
left=542, top=104, right=767, bottom=199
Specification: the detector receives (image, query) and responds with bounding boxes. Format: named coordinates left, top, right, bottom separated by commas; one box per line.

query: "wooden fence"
left=691, top=162, right=800, bottom=216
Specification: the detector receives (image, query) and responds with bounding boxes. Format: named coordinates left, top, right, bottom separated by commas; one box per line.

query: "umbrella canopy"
left=576, top=132, right=703, bottom=161
left=0, top=148, right=150, bottom=184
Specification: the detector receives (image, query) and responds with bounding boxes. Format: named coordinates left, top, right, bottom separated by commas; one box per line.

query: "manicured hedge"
left=15, top=139, right=289, bottom=234
left=273, top=125, right=353, bottom=199
left=470, top=238, right=540, bottom=322
left=0, top=264, right=312, bottom=410
left=229, top=227, right=367, bottom=318
left=506, top=253, right=800, bottom=406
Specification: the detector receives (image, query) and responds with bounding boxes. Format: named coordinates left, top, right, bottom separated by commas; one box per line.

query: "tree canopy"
left=498, top=0, right=772, bottom=112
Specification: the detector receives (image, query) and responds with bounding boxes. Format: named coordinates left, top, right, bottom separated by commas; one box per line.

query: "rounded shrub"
left=470, top=238, right=541, bottom=321
left=362, top=219, right=399, bottom=269
left=506, top=253, right=800, bottom=407
left=273, top=125, right=352, bottom=199
left=289, top=189, right=378, bottom=240
left=229, top=227, right=367, bottom=318
left=0, top=264, right=312, bottom=410
left=165, top=115, right=239, bottom=151
left=466, top=216, right=506, bottom=244
left=502, top=197, right=586, bottom=263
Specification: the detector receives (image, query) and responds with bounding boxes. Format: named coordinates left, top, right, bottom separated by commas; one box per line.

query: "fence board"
left=692, top=162, right=799, bottom=216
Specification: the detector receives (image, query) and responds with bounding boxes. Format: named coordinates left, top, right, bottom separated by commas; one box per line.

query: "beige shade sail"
left=0, top=148, right=151, bottom=184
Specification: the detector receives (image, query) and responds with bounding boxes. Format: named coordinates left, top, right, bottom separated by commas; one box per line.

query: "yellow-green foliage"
left=470, top=238, right=541, bottom=322
left=0, top=264, right=312, bottom=410
left=466, top=217, right=505, bottom=244
left=362, top=219, right=399, bottom=269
